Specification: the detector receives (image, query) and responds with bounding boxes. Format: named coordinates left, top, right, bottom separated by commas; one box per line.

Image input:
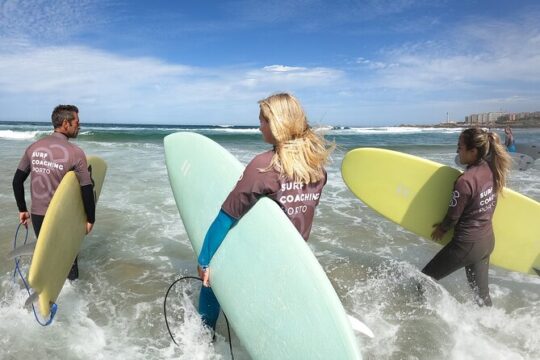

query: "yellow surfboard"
left=27, top=156, right=107, bottom=317
left=341, top=148, right=540, bottom=276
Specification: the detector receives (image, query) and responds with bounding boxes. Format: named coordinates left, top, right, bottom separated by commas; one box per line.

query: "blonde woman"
left=425, top=128, right=511, bottom=306
left=197, top=93, right=334, bottom=330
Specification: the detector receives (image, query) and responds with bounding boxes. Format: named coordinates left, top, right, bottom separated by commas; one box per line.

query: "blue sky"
left=1, top=0, right=539, bottom=126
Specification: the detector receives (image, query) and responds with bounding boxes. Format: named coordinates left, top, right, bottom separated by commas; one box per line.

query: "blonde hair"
left=258, top=93, right=334, bottom=184
left=460, top=128, right=511, bottom=195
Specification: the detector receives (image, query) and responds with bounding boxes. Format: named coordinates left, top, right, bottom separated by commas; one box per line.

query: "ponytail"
left=272, top=127, right=332, bottom=183
left=486, top=131, right=511, bottom=194
left=460, top=128, right=511, bottom=194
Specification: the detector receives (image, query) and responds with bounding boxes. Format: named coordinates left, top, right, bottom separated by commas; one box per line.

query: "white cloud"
left=0, top=42, right=347, bottom=123
left=361, top=12, right=540, bottom=92
left=1, top=2, right=539, bottom=125
left=356, top=57, right=397, bottom=70
left=0, top=45, right=192, bottom=93
left=263, top=65, right=307, bottom=72
left=0, top=0, right=101, bottom=43
left=255, top=65, right=343, bottom=85
left=0, top=43, right=345, bottom=96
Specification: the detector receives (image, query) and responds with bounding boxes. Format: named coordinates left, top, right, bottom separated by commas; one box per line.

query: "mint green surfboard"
left=164, top=132, right=362, bottom=360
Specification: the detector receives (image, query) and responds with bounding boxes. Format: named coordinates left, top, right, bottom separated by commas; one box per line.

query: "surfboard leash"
left=11, top=222, right=28, bottom=278
left=12, top=223, right=57, bottom=326
left=164, top=276, right=235, bottom=360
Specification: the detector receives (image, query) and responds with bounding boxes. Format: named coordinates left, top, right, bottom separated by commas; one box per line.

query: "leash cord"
left=12, top=223, right=57, bottom=326
left=164, top=276, right=235, bottom=359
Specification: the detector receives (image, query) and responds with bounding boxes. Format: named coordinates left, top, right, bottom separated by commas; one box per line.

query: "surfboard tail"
left=24, top=291, right=57, bottom=324
left=24, top=292, right=39, bottom=308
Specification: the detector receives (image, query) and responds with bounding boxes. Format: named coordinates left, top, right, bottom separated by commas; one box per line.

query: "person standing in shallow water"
left=504, top=126, right=516, bottom=152
left=196, top=93, right=334, bottom=330
left=422, top=128, right=511, bottom=306
left=12, top=105, right=96, bottom=281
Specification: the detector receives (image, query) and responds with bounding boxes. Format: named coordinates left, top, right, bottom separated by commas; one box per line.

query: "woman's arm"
left=197, top=209, right=237, bottom=268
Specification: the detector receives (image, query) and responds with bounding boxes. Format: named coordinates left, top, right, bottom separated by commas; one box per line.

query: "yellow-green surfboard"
left=28, top=156, right=107, bottom=317
left=341, top=148, right=540, bottom=276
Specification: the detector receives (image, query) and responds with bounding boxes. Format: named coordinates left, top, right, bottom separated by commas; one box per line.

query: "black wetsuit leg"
left=31, top=214, right=45, bottom=238
left=68, top=257, right=79, bottom=280
left=31, top=213, right=79, bottom=280
left=421, top=241, right=473, bottom=280
left=422, top=238, right=494, bottom=306
left=465, top=255, right=492, bottom=306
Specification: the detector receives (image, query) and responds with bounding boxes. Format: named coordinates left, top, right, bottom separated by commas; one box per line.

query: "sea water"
left=0, top=122, right=539, bottom=360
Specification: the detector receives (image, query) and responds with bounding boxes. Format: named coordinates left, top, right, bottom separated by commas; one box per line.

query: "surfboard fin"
left=7, top=241, right=37, bottom=259
left=24, top=292, right=39, bottom=308
left=347, top=314, right=374, bottom=338
left=534, top=268, right=540, bottom=277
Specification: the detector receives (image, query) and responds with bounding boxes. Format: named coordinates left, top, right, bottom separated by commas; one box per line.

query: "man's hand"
left=86, top=222, right=94, bottom=234
left=19, top=212, right=30, bottom=228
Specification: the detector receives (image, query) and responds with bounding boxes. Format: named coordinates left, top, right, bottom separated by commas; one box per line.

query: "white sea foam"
left=1, top=125, right=538, bottom=359
left=210, top=128, right=259, bottom=134
left=332, top=126, right=464, bottom=135
left=0, top=130, right=43, bottom=140
left=344, top=260, right=540, bottom=360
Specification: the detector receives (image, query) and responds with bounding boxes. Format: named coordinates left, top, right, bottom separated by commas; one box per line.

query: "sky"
left=0, top=0, right=539, bottom=126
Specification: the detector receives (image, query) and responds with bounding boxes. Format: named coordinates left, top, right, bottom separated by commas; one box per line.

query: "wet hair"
left=258, top=93, right=334, bottom=184
left=51, top=105, right=79, bottom=128
left=460, top=128, right=511, bottom=194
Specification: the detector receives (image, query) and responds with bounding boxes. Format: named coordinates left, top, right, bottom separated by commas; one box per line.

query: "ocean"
left=1, top=122, right=539, bottom=360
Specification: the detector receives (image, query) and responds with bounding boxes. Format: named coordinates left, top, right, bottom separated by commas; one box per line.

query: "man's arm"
left=13, top=169, right=30, bottom=226
left=81, top=184, right=95, bottom=233
left=73, top=149, right=96, bottom=233
left=13, top=169, right=29, bottom=212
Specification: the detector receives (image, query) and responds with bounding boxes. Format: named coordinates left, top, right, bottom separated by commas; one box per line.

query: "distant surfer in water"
left=12, top=105, right=96, bottom=280
left=196, top=93, right=334, bottom=330
left=423, top=128, right=511, bottom=306
left=504, top=126, right=516, bottom=152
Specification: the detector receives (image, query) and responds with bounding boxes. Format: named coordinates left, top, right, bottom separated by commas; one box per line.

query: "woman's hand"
left=198, top=265, right=210, bottom=287
left=431, top=223, right=445, bottom=241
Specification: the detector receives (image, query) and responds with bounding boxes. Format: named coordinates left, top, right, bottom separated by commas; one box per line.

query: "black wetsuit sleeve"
left=81, top=184, right=96, bottom=224
left=12, top=169, right=29, bottom=212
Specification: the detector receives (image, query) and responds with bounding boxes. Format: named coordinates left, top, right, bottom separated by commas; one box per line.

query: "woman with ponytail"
left=423, top=128, right=511, bottom=306
left=197, top=93, right=334, bottom=330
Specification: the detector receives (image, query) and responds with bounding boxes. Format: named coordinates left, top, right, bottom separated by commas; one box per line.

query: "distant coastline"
left=400, top=116, right=540, bottom=129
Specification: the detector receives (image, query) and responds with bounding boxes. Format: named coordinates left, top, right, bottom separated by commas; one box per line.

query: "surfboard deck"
left=342, top=148, right=540, bottom=276
left=164, top=132, right=362, bottom=360
left=27, top=156, right=107, bottom=317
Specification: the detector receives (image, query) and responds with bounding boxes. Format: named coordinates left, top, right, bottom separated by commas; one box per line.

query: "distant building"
left=466, top=111, right=540, bottom=126
left=465, top=112, right=507, bottom=125
left=497, top=113, right=517, bottom=123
